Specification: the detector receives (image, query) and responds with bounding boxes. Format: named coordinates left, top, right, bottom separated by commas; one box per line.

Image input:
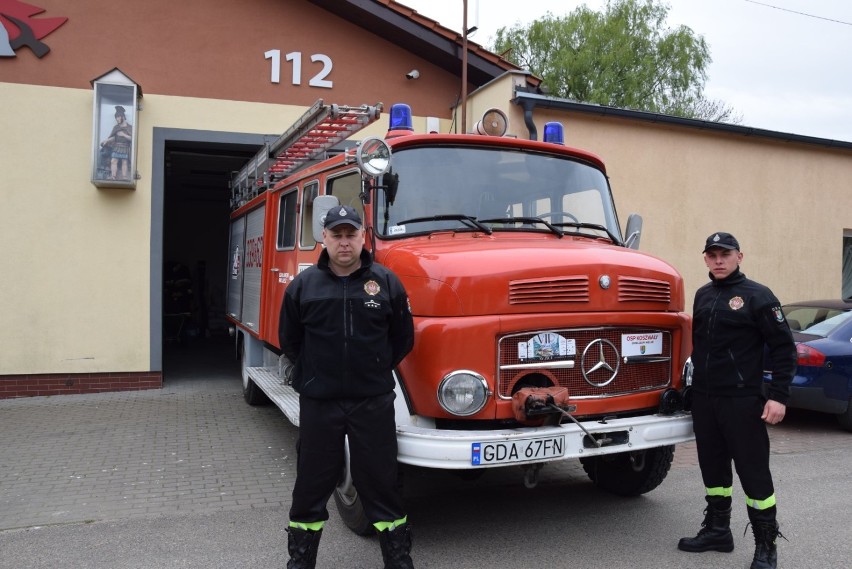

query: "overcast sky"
left=401, top=0, right=852, bottom=142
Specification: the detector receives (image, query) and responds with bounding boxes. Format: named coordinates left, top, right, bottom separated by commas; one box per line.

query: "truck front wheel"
left=240, top=341, right=270, bottom=406
left=580, top=445, right=674, bottom=496
left=333, top=438, right=373, bottom=536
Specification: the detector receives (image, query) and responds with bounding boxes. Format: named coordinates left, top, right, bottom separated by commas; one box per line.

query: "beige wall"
left=1, top=83, right=153, bottom=375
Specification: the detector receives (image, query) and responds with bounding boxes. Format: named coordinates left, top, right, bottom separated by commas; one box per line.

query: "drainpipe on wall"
left=514, top=94, right=538, bottom=141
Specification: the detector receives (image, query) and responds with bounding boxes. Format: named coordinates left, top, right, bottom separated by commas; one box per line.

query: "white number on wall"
left=264, top=49, right=333, bottom=89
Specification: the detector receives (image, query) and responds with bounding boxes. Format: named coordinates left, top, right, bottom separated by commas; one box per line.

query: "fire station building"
left=2, top=0, right=851, bottom=397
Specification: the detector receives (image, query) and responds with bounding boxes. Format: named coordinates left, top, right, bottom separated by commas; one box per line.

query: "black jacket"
left=279, top=249, right=414, bottom=399
left=691, top=268, right=795, bottom=404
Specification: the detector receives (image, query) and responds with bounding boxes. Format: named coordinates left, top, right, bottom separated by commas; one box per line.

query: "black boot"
left=677, top=498, right=734, bottom=553
left=378, top=523, right=414, bottom=569
left=286, top=527, right=322, bottom=569
left=748, top=507, right=785, bottom=569
left=748, top=521, right=780, bottom=569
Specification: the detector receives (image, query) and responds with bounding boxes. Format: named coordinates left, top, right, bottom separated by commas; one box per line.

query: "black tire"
left=836, top=398, right=852, bottom=432
left=580, top=445, right=675, bottom=496
left=333, top=440, right=373, bottom=536
left=241, top=342, right=270, bottom=406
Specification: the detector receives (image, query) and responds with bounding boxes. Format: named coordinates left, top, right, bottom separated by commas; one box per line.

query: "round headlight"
left=437, top=370, right=490, bottom=416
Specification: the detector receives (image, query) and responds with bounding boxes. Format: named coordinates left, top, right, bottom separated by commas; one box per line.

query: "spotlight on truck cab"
left=356, top=137, right=392, bottom=177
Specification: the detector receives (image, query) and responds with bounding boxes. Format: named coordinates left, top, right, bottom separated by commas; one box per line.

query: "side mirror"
left=312, top=195, right=341, bottom=243
left=624, top=213, right=643, bottom=249
left=356, top=137, right=392, bottom=177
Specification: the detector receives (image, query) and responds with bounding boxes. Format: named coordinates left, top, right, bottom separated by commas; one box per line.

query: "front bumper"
left=395, top=411, right=694, bottom=469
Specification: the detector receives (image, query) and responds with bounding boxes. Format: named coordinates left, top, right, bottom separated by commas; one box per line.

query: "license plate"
left=471, top=436, right=565, bottom=465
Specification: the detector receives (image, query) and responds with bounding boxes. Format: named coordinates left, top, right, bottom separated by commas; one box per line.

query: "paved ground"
left=0, top=338, right=299, bottom=530
left=1, top=336, right=850, bottom=568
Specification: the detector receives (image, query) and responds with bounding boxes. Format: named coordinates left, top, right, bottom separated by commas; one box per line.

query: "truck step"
left=246, top=366, right=300, bottom=426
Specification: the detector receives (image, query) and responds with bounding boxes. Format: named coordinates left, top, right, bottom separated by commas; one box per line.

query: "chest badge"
left=729, top=296, right=744, bottom=310
left=364, top=280, right=381, bottom=296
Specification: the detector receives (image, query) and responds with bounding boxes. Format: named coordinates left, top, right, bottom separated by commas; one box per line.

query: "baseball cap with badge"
left=323, top=205, right=363, bottom=230
left=703, top=232, right=740, bottom=253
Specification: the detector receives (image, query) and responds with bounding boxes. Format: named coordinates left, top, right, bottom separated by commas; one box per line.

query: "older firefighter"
left=678, top=232, right=795, bottom=569
left=279, top=205, right=415, bottom=569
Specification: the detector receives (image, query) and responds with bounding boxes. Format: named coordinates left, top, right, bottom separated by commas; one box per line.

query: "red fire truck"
left=227, top=100, right=694, bottom=534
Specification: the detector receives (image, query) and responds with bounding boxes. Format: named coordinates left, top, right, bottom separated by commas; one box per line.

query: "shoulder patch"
left=772, top=306, right=785, bottom=322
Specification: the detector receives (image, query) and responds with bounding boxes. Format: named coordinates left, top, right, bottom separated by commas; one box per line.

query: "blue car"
left=764, top=299, right=852, bottom=431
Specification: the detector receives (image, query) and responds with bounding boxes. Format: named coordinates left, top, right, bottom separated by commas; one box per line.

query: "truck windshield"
left=375, top=145, right=622, bottom=242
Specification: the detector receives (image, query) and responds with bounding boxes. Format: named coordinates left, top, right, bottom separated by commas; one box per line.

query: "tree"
left=492, top=0, right=740, bottom=122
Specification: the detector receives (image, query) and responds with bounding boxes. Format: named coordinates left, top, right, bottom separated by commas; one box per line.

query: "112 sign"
left=264, top=49, right=333, bottom=88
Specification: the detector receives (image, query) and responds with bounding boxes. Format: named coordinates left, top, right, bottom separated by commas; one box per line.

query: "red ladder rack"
left=230, top=100, right=383, bottom=210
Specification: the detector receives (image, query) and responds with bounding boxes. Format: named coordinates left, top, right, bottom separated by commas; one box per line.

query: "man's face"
left=703, top=247, right=742, bottom=280
left=323, top=224, right=364, bottom=272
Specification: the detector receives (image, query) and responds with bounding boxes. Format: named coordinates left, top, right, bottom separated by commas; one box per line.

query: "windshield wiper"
left=550, top=221, right=623, bottom=246
left=397, top=214, right=493, bottom=235
left=478, top=216, right=564, bottom=238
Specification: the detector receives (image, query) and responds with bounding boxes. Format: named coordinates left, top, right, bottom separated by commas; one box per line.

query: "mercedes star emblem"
left=581, top=339, right=620, bottom=387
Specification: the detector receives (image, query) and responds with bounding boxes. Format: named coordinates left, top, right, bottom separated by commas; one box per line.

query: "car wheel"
left=835, top=398, right=852, bottom=432
left=580, top=445, right=675, bottom=496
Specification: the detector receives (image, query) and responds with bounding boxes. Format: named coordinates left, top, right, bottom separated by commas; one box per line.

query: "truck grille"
left=509, top=276, right=589, bottom=304
left=618, top=276, right=671, bottom=303
left=508, top=276, right=671, bottom=305
left=496, top=327, right=671, bottom=399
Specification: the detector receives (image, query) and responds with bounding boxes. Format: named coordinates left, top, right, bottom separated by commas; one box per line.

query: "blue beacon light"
left=543, top=122, right=565, bottom=145
left=387, top=103, right=414, bottom=138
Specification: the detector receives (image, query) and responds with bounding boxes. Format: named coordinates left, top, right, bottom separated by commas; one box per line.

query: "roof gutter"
left=512, top=91, right=852, bottom=150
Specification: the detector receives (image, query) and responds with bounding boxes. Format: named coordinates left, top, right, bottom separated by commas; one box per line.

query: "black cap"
left=323, top=205, right=362, bottom=230
left=703, top=232, right=740, bottom=253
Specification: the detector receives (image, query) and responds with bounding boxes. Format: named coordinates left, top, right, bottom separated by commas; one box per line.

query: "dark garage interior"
left=161, top=141, right=259, bottom=376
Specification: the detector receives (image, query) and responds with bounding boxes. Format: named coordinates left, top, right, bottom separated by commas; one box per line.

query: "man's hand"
left=761, top=399, right=786, bottom=425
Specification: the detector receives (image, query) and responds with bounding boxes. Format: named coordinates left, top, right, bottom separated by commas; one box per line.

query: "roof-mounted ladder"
left=230, top=99, right=383, bottom=210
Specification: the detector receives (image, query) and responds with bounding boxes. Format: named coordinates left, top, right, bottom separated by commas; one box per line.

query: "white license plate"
left=471, top=436, right=565, bottom=465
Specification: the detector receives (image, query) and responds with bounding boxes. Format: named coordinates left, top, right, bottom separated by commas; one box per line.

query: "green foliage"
left=492, top=0, right=739, bottom=122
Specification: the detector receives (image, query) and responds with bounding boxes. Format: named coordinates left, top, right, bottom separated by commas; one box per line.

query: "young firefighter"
left=678, top=232, right=795, bottom=569
left=279, top=205, right=415, bottom=569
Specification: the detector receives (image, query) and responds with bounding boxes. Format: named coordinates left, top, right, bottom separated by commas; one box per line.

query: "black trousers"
left=691, top=393, right=775, bottom=504
left=289, top=391, right=405, bottom=524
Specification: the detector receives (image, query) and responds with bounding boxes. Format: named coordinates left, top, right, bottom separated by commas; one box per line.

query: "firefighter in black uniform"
left=279, top=206, right=415, bottom=569
left=678, top=232, right=795, bottom=569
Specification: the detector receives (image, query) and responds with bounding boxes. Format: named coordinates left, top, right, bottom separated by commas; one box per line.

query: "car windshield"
left=784, top=305, right=852, bottom=337
left=374, top=145, right=622, bottom=242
